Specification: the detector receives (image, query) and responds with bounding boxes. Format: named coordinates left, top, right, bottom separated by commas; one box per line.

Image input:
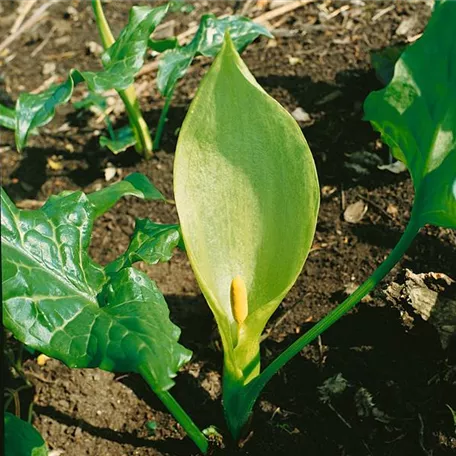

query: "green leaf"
left=4, top=413, right=48, bottom=456
left=149, top=37, right=179, bottom=53
left=174, top=33, right=319, bottom=399
left=157, top=15, right=272, bottom=96
left=106, top=218, right=180, bottom=274
left=15, top=72, right=83, bottom=151
left=169, top=0, right=195, bottom=14
left=1, top=175, right=191, bottom=391
left=0, top=103, right=16, bottom=130
left=73, top=92, right=108, bottom=111
left=12, top=4, right=168, bottom=152
left=99, top=125, right=137, bottom=154
left=370, top=45, right=406, bottom=85
left=87, top=172, right=164, bottom=217
left=364, top=0, right=456, bottom=229
left=83, top=5, right=169, bottom=93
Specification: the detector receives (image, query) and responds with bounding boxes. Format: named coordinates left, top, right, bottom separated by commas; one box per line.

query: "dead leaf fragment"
left=104, top=165, right=117, bottom=182
left=378, top=160, right=407, bottom=174
left=291, top=107, right=311, bottom=122
left=385, top=270, right=456, bottom=349
left=344, top=200, right=368, bottom=223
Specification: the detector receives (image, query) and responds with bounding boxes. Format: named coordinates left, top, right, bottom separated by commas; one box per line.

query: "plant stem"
left=140, top=366, right=208, bottom=453
left=154, top=87, right=175, bottom=151
left=91, top=0, right=153, bottom=158
left=156, top=390, right=209, bottom=454
left=246, top=217, right=421, bottom=416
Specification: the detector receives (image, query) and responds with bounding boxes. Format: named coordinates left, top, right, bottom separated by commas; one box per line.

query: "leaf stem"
left=155, top=390, right=209, bottom=454
left=91, top=0, right=153, bottom=158
left=140, top=366, right=208, bottom=453
left=154, top=88, right=175, bottom=151
left=246, top=216, right=421, bottom=414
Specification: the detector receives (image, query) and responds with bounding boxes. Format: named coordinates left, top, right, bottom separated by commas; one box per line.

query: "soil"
left=1, top=1, right=456, bottom=456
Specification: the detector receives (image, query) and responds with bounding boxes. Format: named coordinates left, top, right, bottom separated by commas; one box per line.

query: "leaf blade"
left=364, top=0, right=456, bottom=228
left=1, top=176, right=190, bottom=391
left=4, top=413, right=48, bottom=456
left=157, top=14, right=272, bottom=96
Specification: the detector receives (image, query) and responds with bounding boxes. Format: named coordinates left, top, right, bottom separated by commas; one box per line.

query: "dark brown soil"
left=1, top=1, right=455, bottom=456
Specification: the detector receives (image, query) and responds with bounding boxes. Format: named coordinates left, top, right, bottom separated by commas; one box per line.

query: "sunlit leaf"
left=1, top=175, right=190, bottom=391
left=364, top=0, right=456, bottom=229
left=106, top=218, right=181, bottom=274
left=0, top=103, right=16, bottom=131
left=12, top=5, right=168, bottom=151
left=157, top=15, right=272, bottom=96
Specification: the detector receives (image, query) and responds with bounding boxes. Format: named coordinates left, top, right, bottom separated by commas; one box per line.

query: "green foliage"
left=99, top=125, right=137, bottom=154
left=1, top=174, right=190, bottom=391
left=11, top=4, right=168, bottom=152
left=364, top=0, right=456, bottom=229
left=370, top=45, right=406, bottom=85
left=73, top=92, right=108, bottom=111
left=4, top=413, right=48, bottom=456
left=106, top=218, right=181, bottom=274
left=0, top=104, right=16, bottom=130
left=157, top=15, right=273, bottom=97
left=174, top=34, right=319, bottom=437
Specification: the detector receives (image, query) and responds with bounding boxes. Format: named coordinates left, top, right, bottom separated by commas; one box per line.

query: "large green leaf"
left=157, top=15, right=272, bottom=96
left=4, top=413, right=48, bottom=456
left=174, top=34, right=319, bottom=392
left=1, top=175, right=191, bottom=391
left=364, top=0, right=456, bottom=229
left=106, top=218, right=181, bottom=274
left=13, top=5, right=168, bottom=151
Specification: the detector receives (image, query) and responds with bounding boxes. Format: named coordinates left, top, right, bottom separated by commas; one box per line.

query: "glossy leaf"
left=87, top=172, right=163, bottom=217
left=15, top=72, right=82, bottom=151
left=4, top=413, right=48, bottom=456
left=106, top=218, right=180, bottom=274
left=0, top=103, right=16, bottom=130
left=1, top=175, right=191, bottom=391
left=364, top=0, right=456, bottom=229
left=157, top=15, right=272, bottom=96
left=85, top=5, right=169, bottom=93
left=149, top=37, right=179, bottom=53
left=99, top=125, right=137, bottom=154
left=174, top=34, right=319, bottom=394
left=13, top=5, right=168, bottom=151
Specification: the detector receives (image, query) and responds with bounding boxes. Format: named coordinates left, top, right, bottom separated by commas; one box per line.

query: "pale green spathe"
left=174, top=34, right=319, bottom=383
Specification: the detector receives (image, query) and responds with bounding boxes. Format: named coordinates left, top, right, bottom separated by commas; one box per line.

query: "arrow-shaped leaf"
left=364, top=0, right=456, bottom=229
left=13, top=5, right=168, bottom=151
left=157, top=14, right=272, bottom=97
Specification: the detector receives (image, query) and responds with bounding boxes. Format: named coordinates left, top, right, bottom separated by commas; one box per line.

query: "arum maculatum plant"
left=2, top=1, right=455, bottom=453
left=0, top=0, right=271, bottom=156
left=1, top=174, right=209, bottom=453
left=175, top=0, right=455, bottom=441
